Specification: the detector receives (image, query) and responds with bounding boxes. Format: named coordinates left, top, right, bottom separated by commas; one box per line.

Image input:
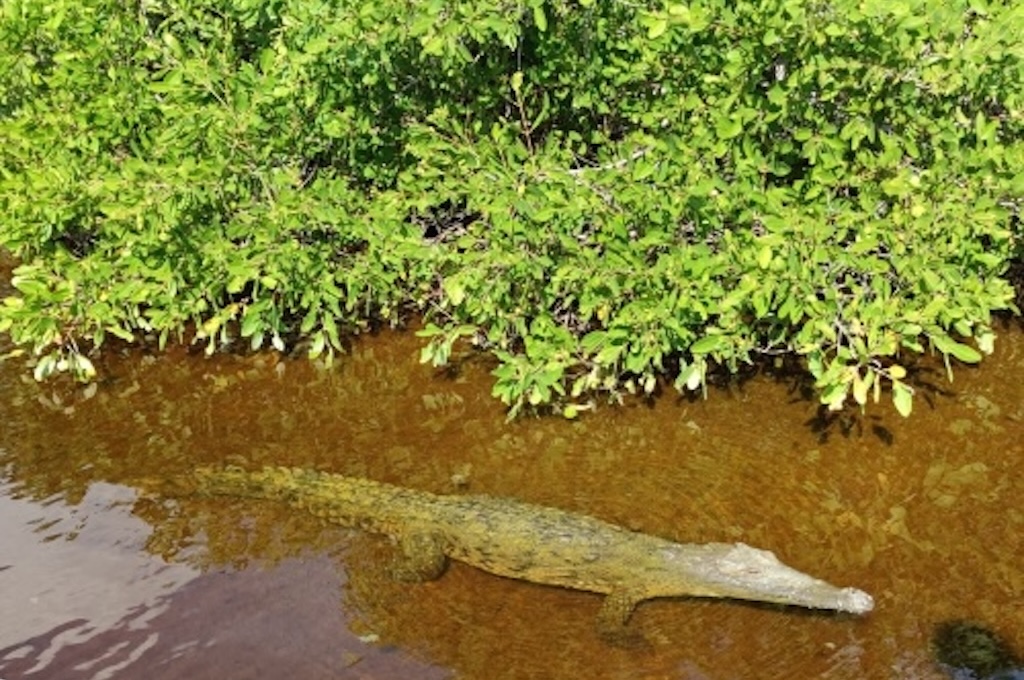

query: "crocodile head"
left=650, top=541, right=874, bottom=614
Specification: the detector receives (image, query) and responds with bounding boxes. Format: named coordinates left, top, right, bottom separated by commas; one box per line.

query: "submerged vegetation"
left=0, top=0, right=1022, bottom=416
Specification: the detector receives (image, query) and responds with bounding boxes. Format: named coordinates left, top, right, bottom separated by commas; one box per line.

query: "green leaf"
left=976, top=330, right=996, bottom=355
left=820, top=381, right=848, bottom=411
left=444, top=277, right=467, bottom=306
left=852, top=370, right=872, bottom=405
left=892, top=381, right=913, bottom=417
left=421, top=34, right=445, bottom=56
left=676, top=362, right=703, bottom=391
left=240, top=309, right=262, bottom=338
left=33, top=354, right=58, bottom=382
left=532, top=5, right=547, bottom=32
left=668, top=4, right=691, bottom=23
left=106, top=325, right=135, bottom=342
left=931, top=333, right=982, bottom=363
left=415, top=323, right=446, bottom=338
left=691, top=334, right=726, bottom=354
left=581, top=330, right=606, bottom=352
left=647, top=16, right=669, bottom=39
left=70, top=353, right=97, bottom=380
left=715, top=116, right=743, bottom=140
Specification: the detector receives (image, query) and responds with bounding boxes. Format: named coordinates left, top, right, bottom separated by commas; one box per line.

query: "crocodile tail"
left=193, top=465, right=304, bottom=501
left=131, top=474, right=200, bottom=498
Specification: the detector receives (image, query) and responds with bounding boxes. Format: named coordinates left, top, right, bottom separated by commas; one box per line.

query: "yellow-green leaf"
left=533, top=5, right=547, bottom=32
left=691, top=334, right=726, bottom=354
left=892, top=381, right=913, bottom=417
left=852, top=370, right=872, bottom=406
left=648, top=16, right=669, bottom=39
left=932, top=333, right=982, bottom=363
left=976, top=330, right=996, bottom=354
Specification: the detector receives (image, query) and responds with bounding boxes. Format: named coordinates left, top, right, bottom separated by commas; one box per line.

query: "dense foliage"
left=1, top=0, right=1022, bottom=417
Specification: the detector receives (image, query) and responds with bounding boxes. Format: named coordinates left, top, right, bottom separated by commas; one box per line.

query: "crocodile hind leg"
left=388, top=532, right=449, bottom=582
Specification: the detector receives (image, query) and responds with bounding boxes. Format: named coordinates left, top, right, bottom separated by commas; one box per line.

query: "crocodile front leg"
left=389, top=532, right=449, bottom=582
left=597, top=588, right=647, bottom=646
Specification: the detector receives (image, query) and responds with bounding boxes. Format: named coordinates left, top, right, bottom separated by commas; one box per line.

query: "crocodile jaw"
left=660, top=542, right=875, bottom=614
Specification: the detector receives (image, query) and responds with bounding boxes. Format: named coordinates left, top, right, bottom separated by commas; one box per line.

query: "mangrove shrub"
left=1, top=0, right=1022, bottom=416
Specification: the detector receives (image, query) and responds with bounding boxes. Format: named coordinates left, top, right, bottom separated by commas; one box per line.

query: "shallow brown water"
left=1, top=321, right=1022, bottom=679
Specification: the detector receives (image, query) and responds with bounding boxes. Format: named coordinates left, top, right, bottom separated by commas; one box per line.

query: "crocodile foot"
left=388, top=532, right=448, bottom=582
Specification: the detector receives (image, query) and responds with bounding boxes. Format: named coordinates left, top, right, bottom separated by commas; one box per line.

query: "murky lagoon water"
left=1, top=319, right=1022, bottom=679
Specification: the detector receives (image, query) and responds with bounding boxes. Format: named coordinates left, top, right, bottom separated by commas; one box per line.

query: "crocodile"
left=191, top=465, right=874, bottom=632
